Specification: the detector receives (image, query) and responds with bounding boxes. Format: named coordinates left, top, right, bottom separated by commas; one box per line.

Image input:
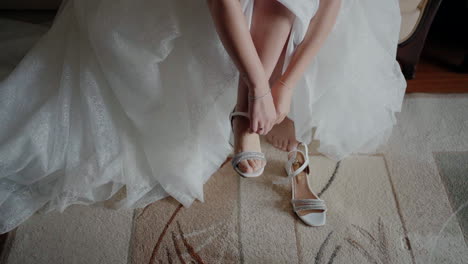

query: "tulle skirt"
left=0, top=0, right=406, bottom=233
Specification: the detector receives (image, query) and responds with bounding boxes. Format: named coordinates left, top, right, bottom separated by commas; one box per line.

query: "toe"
left=281, top=140, right=288, bottom=151
left=247, top=159, right=258, bottom=171
left=287, top=140, right=299, bottom=152
left=266, top=134, right=274, bottom=143
left=253, top=160, right=262, bottom=171
left=277, top=140, right=283, bottom=150
left=274, top=139, right=281, bottom=149
left=236, top=161, right=246, bottom=172
left=238, top=160, right=253, bottom=173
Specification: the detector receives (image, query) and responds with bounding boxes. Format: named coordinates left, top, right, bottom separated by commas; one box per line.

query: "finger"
left=263, top=122, right=270, bottom=135
left=265, top=122, right=272, bottom=135
left=263, top=122, right=271, bottom=135
left=259, top=122, right=267, bottom=135
left=275, top=114, right=282, bottom=124
left=254, top=121, right=260, bottom=134
left=277, top=114, right=285, bottom=124
left=251, top=118, right=258, bottom=133
left=266, top=122, right=273, bottom=135
left=257, top=122, right=264, bottom=135
left=275, top=117, right=280, bottom=125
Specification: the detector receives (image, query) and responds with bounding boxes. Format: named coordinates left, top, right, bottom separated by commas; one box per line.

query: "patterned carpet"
left=128, top=143, right=413, bottom=263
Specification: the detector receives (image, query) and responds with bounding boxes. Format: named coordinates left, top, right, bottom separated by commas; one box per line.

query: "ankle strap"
left=274, top=142, right=310, bottom=185
left=286, top=142, right=309, bottom=177
left=229, top=111, right=249, bottom=121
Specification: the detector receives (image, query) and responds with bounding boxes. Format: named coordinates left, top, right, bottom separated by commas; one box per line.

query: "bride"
left=0, top=0, right=406, bottom=233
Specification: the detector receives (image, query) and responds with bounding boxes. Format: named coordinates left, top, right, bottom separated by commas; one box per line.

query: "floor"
left=406, top=57, right=468, bottom=93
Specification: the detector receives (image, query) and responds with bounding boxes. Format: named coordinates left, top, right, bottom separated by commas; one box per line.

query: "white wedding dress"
left=0, top=0, right=406, bottom=233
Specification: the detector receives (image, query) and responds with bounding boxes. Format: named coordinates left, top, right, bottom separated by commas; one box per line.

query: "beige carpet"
left=128, top=140, right=413, bottom=263
left=3, top=93, right=468, bottom=264
left=2, top=94, right=468, bottom=264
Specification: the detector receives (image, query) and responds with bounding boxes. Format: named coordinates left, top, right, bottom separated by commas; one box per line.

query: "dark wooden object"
left=397, top=0, right=443, bottom=80
left=406, top=57, right=468, bottom=93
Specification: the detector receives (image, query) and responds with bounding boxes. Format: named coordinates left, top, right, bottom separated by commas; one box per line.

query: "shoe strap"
left=274, top=142, right=309, bottom=185
left=229, top=110, right=249, bottom=133
left=229, top=111, right=249, bottom=121
left=292, top=199, right=327, bottom=212
left=231, top=151, right=266, bottom=167
left=231, top=151, right=266, bottom=177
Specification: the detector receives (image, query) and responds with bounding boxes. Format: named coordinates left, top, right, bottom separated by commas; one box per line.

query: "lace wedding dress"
left=0, top=0, right=406, bottom=233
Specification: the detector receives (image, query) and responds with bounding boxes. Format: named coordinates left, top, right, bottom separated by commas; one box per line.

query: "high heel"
left=229, top=109, right=266, bottom=178
left=277, top=142, right=327, bottom=226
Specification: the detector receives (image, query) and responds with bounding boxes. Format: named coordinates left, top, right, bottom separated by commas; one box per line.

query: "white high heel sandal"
left=229, top=110, right=266, bottom=178
left=276, top=142, right=327, bottom=226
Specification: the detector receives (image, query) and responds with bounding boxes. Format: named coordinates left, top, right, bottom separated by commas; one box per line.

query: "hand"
left=271, top=80, right=294, bottom=124
left=248, top=87, right=277, bottom=135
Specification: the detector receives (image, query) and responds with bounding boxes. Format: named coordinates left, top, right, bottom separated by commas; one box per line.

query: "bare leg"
left=233, top=0, right=295, bottom=173
left=266, top=0, right=341, bottom=152
left=267, top=0, right=341, bottom=151
left=266, top=46, right=299, bottom=152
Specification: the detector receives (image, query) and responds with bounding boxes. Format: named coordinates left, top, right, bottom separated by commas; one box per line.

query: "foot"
left=232, top=113, right=266, bottom=174
left=266, top=117, right=299, bottom=151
